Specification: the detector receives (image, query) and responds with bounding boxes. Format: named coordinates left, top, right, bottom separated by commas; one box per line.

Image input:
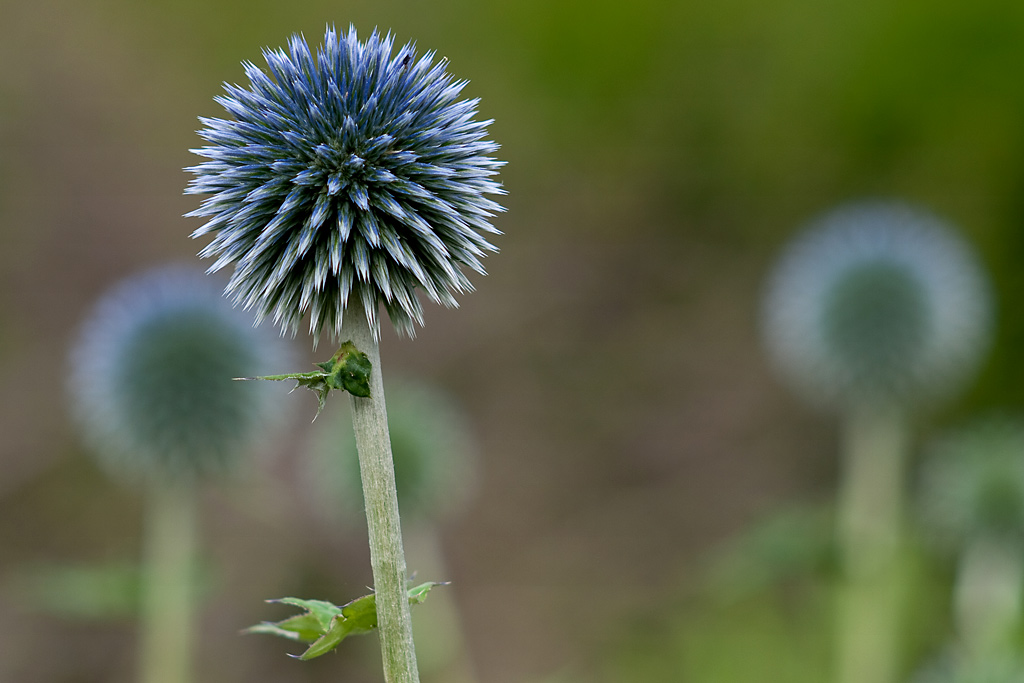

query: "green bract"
left=247, top=582, right=444, bottom=660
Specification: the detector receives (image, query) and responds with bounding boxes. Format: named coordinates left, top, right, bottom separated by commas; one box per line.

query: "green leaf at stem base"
left=246, top=582, right=446, bottom=660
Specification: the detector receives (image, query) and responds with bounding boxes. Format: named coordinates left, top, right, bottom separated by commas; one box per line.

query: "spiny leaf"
left=269, top=598, right=342, bottom=632
left=337, top=591, right=380, bottom=630
left=247, top=581, right=447, bottom=660
left=246, top=622, right=310, bottom=643
left=235, top=340, right=371, bottom=417
left=318, top=341, right=372, bottom=398
left=408, top=582, right=438, bottom=605
left=299, top=615, right=361, bottom=660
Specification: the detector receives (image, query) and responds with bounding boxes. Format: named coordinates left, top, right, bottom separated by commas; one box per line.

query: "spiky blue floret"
left=68, top=266, right=290, bottom=484
left=186, top=25, right=506, bottom=340
left=761, top=200, right=993, bottom=409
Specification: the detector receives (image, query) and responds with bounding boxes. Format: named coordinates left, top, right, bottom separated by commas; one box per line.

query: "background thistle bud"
left=186, top=25, right=506, bottom=340
left=311, top=381, right=479, bottom=524
left=68, top=265, right=288, bottom=484
left=761, top=200, right=994, bottom=410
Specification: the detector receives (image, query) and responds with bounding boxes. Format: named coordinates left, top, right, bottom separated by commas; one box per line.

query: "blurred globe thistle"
left=918, top=418, right=1024, bottom=548
left=761, top=200, right=993, bottom=410
left=186, top=25, right=506, bottom=340
left=69, top=265, right=290, bottom=484
left=310, top=381, right=478, bottom=524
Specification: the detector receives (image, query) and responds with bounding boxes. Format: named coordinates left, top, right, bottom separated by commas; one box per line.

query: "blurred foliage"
left=598, top=506, right=954, bottom=682
left=7, top=562, right=141, bottom=620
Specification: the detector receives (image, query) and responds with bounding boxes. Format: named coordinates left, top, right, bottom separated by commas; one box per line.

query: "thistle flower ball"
left=761, top=200, right=993, bottom=409
left=186, top=25, right=506, bottom=340
left=68, top=266, right=290, bottom=484
left=918, top=418, right=1024, bottom=547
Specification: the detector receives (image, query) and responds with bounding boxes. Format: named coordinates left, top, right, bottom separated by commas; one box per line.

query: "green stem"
left=835, top=403, right=908, bottom=683
left=954, top=533, right=1024, bottom=659
left=346, top=307, right=420, bottom=683
left=140, top=482, right=197, bottom=683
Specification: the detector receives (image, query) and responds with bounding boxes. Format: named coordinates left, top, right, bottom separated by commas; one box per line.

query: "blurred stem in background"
left=140, top=482, right=197, bottom=683
left=954, top=533, right=1024, bottom=660
left=913, top=417, right=1024, bottom=681
left=405, top=522, right=478, bottom=683
left=836, top=403, right=909, bottom=683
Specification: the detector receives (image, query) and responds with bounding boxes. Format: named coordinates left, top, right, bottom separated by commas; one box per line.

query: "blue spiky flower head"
left=186, top=25, right=505, bottom=341
left=761, top=200, right=993, bottom=410
left=68, top=265, right=290, bottom=485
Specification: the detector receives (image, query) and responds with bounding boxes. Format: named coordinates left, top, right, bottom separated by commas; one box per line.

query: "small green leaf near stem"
left=246, top=582, right=447, bottom=660
left=234, top=341, right=372, bottom=417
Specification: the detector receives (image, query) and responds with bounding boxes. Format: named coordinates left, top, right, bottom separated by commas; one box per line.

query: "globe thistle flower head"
left=761, top=200, right=993, bottom=410
left=69, top=265, right=290, bottom=485
left=186, top=25, right=506, bottom=341
left=918, top=418, right=1024, bottom=548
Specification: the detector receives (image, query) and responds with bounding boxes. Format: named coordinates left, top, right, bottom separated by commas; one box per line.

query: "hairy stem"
left=835, top=403, right=908, bottom=683
left=346, top=308, right=420, bottom=683
left=140, top=482, right=197, bottom=683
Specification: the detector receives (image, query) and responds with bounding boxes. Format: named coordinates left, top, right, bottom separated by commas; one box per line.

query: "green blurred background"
left=2, top=0, right=1023, bottom=681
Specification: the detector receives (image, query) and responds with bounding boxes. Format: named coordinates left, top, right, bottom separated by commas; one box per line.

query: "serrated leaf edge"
left=250, top=582, right=448, bottom=660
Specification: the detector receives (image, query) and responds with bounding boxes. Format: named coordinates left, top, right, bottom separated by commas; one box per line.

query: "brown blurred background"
left=2, top=0, right=1023, bottom=681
